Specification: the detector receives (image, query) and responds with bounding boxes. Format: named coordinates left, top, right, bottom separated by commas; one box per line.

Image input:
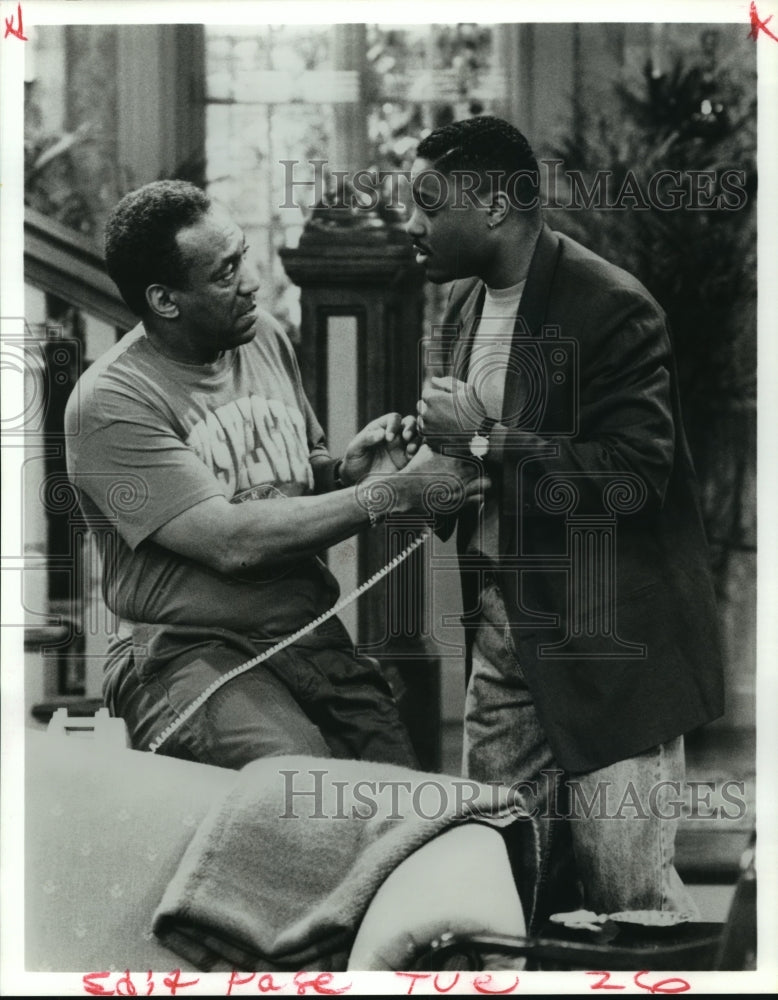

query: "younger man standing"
left=408, top=116, right=724, bottom=925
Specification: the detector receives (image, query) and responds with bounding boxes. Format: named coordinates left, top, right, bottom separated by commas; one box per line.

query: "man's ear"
left=145, top=284, right=180, bottom=320
left=487, top=190, right=512, bottom=228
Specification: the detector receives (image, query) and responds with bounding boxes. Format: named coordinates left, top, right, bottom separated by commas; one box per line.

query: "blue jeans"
left=463, top=580, right=698, bottom=932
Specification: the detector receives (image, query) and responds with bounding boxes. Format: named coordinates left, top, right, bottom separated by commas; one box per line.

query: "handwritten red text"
left=80, top=967, right=694, bottom=996
left=587, top=971, right=691, bottom=994
left=395, top=972, right=521, bottom=995
left=748, top=1, right=778, bottom=41
left=3, top=2, right=26, bottom=40
left=83, top=970, right=200, bottom=997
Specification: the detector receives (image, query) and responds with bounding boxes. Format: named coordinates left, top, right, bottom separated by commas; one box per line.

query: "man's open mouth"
left=412, top=243, right=431, bottom=264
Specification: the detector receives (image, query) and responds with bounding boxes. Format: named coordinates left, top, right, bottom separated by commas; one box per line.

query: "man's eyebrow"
left=211, top=237, right=247, bottom=276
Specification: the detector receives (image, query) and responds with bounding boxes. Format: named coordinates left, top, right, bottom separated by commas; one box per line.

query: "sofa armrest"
left=348, top=823, right=526, bottom=971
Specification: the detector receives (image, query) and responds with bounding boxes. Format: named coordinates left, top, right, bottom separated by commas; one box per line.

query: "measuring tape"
left=149, top=529, right=432, bottom=753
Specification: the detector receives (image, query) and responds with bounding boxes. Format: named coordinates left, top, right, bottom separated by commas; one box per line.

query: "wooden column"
left=280, top=216, right=441, bottom=769
left=331, top=24, right=368, bottom=175
left=61, top=24, right=205, bottom=241
left=116, top=24, right=206, bottom=189
left=495, top=22, right=524, bottom=131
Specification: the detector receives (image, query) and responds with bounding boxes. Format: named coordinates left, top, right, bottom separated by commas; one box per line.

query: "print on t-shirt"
left=65, top=318, right=338, bottom=634
left=186, top=393, right=314, bottom=497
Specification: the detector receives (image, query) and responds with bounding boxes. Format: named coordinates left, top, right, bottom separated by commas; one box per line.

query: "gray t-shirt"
left=65, top=313, right=339, bottom=640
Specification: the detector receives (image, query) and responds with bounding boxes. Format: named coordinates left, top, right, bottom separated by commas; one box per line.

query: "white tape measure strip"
left=149, top=530, right=431, bottom=753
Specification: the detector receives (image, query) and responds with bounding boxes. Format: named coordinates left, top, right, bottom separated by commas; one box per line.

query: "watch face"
left=469, top=433, right=489, bottom=458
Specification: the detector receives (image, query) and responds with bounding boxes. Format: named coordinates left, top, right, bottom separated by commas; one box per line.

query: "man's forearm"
left=223, top=485, right=374, bottom=574
left=150, top=445, right=480, bottom=576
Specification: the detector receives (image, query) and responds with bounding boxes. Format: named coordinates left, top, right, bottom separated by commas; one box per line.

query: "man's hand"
left=399, top=413, right=423, bottom=458
left=398, top=443, right=490, bottom=513
left=340, top=412, right=419, bottom=484
left=417, top=375, right=486, bottom=448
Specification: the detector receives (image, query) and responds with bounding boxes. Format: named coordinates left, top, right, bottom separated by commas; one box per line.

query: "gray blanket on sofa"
left=152, top=755, right=538, bottom=970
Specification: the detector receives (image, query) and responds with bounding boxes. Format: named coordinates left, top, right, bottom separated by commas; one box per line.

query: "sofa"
left=24, top=709, right=753, bottom=976
left=24, top=710, right=528, bottom=973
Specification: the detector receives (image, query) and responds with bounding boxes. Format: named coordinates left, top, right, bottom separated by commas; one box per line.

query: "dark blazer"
left=443, top=224, right=724, bottom=773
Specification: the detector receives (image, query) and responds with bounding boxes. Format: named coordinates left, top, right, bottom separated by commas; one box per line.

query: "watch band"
left=356, top=481, right=388, bottom=529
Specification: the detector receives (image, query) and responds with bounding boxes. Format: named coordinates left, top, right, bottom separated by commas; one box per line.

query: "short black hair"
left=104, top=180, right=211, bottom=316
left=416, top=115, right=540, bottom=209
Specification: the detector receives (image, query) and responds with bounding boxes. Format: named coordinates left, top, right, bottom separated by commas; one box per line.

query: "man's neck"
left=481, top=217, right=543, bottom=289
left=143, top=322, right=222, bottom=366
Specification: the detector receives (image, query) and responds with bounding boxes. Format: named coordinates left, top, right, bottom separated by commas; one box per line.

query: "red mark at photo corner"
left=748, top=1, right=778, bottom=41
left=3, top=2, right=27, bottom=41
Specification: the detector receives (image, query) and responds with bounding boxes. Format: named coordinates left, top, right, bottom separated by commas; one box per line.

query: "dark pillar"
left=280, top=210, right=441, bottom=769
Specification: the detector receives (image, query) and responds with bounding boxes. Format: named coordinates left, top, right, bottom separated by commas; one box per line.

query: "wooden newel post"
left=280, top=210, right=441, bottom=768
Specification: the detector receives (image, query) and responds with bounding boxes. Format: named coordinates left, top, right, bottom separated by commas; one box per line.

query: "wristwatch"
left=469, top=417, right=496, bottom=459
